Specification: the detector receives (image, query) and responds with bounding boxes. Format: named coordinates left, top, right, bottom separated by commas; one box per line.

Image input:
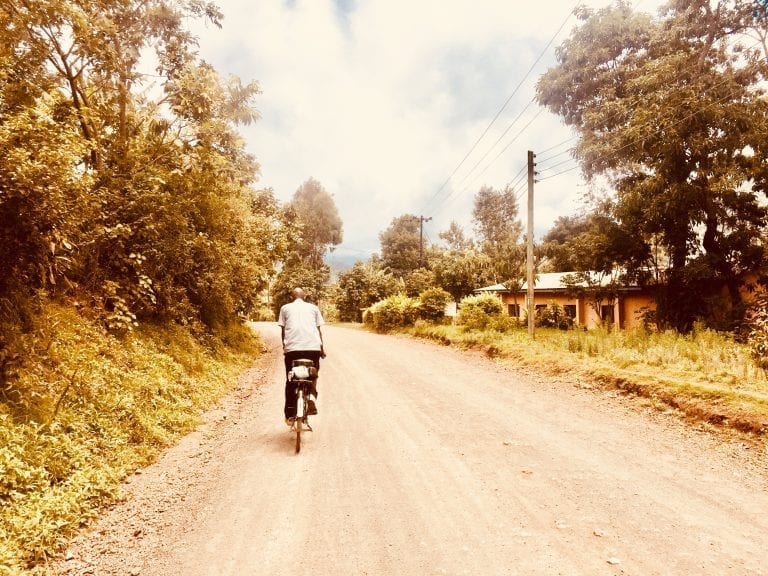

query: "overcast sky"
left=190, top=0, right=667, bottom=264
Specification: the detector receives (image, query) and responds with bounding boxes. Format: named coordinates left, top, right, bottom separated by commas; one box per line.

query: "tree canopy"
left=271, top=178, right=343, bottom=312
left=0, top=0, right=283, bottom=335
left=379, top=214, right=424, bottom=278
left=537, top=0, right=768, bottom=330
left=335, top=260, right=399, bottom=322
left=471, top=185, right=525, bottom=287
left=287, top=178, right=343, bottom=270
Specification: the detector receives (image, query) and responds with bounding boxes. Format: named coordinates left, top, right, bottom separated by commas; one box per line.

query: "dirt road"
left=57, top=323, right=768, bottom=576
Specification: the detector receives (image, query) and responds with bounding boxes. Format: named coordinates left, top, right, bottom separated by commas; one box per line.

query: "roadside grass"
left=406, top=321, right=768, bottom=436
left=0, top=304, right=259, bottom=574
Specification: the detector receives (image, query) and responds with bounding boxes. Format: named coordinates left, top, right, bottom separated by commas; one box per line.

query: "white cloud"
left=190, top=0, right=668, bottom=260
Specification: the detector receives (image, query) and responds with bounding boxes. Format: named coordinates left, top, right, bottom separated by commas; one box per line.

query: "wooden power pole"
left=527, top=151, right=535, bottom=339
left=419, top=215, right=432, bottom=266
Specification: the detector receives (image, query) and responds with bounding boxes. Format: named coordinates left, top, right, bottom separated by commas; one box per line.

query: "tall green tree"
left=272, top=179, right=343, bottom=312
left=0, top=0, right=279, bottom=333
left=549, top=209, right=648, bottom=325
left=439, top=220, right=473, bottom=251
left=537, top=0, right=768, bottom=330
left=471, top=185, right=525, bottom=286
left=432, top=250, right=494, bottom=301
left=541, top=215, right=592, bottom=272
left=379, top=214, right=423, bottom=278
left=542, top=211, right=649, bottom=275
left=287, top=178, right=343, bottom=270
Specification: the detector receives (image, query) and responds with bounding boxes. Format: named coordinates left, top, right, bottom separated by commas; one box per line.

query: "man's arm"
left=315, top=306, right=325, bottom=357
left=281, top=326, right=286, bottom=352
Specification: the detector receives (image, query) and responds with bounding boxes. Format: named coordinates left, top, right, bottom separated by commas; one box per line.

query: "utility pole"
left=527, top=151, right=536, bottom=339
left=419, top=215, right=432, bottom=266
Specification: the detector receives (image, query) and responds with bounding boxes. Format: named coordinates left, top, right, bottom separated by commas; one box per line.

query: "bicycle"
left=288, top=359, right=317, bottom=454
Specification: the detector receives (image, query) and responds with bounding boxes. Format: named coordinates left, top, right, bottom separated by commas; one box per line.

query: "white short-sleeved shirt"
left=277, top=298, right=325, bottom=352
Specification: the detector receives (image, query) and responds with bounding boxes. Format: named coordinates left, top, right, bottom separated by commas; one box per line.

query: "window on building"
left=508, top=304, right=520, bottom=317
left=563, top=305, right=576, bottom=319
left=601, top=304, right=615, bottom=324
left=535, top=304, right=547, bottom=312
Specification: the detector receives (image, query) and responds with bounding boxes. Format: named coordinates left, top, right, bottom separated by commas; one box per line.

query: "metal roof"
left=475, top=272, right=641, bottom=293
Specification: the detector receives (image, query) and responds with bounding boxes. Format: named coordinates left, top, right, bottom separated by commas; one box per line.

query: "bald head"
left=291, top=287, right=305, bottom=300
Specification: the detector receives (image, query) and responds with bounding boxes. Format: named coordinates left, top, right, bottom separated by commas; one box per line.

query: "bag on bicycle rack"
left=290, top=358, right=318, bottom=381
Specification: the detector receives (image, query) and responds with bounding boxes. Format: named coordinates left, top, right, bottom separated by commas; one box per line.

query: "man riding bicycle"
left=277, top=287, right=325, bottom=426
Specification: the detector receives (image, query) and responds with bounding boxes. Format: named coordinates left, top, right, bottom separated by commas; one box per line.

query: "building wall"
left=621, top=293, right=656, bottom=329
left=498, top=291, right=656, bottom=330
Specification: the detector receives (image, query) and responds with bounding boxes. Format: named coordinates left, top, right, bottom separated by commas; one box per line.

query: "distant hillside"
left=327, top=252, right=363, bottom=280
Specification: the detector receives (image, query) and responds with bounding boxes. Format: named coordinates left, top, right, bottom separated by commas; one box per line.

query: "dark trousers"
left=283, top=350, right=321, bottom=418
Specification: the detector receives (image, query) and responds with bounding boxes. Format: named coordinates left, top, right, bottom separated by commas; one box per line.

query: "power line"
left=533, top=54, right=763, bottom=187
left=450, top=98, right=537, bottom=192
left=536, top=164, right=580, bottom=182
left=536, top=135, right=578, bottom=157
left=507, top=164, right=529, bottom=192
left=430, top=108, right=543, bottom=217
left=536, top=145, right=576, bottom=166
left=471, top=107, right=545, bottom=184
left=537, top=156, right=576, bottom=174
left=421, top=1, right=582, bottom=214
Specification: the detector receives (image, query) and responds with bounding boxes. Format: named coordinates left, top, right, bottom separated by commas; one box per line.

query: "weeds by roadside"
left=0, top=304, right=260, bottom=574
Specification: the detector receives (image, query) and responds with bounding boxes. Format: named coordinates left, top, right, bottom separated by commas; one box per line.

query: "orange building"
left=475, top=272, right=656, bottom=330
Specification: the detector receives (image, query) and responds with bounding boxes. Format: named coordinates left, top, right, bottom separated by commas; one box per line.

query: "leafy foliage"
left=0, top=0, right=281, bottom=338
left=746, top=294, right=768, bottom=369
left=0, top=3, right=288, bottom=567
left=418, top=287, right=452, bottom=323
left=404, top=267, right=436, bottom=298
left=379, top=214, right=424, bottom=278
left=439, top=220, right=473, bottom=251
left=0, top=305, right=258, bottom=571
left=432, top=249, right=494, bottom=301
left=335, top=260, right=399, bottom=322
left=271, top=255, right=331, bottom=315
left=456, top=293, right=505, bottom=331
left=535, top=302, right=572, bottom=330
left=363, top=294, right=420, bottom=333
left=271, top=179, right=343, bottom=314
left=537, top=1, right=768, bottom=331
left=472, top=185, right=525, bottom=285
left=286, top=178, right=343, bottom=269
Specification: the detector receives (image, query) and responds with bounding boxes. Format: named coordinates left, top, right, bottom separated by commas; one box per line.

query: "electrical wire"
left=536, top=136, right=578, bottom=158
left=431, top=108, right=544, bottom=217
left=536, top=164, right=580, bottom=182
left=421, top=1, right=582, bottom=215
left=536, top=156, right=576, bottom=174
left=450, top=98, right=537, bottom=192
left=533, top=51, right=763, bottom=187
left=507, top=164, right=529, bottom=192
left=536, top=145, right=576, bottom=167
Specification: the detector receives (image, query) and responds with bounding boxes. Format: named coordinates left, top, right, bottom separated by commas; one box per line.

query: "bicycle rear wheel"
left=295, top=391, right=304, bottom=454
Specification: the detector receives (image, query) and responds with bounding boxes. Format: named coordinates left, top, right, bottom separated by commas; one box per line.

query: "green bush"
left=0, top=304, right=259, bottom=571
left=250, top=305, right=275, bottom=322
left=418, top=287, right=452, bottom=322
left=459, top=293, right=504, bottom=315
left=457, top=306, right=490, bottom=330
left=456, top=293, right=504, bottom=330
left=365, top=294, right=420, bottom=332
left=535, top=302, right=573, bottom=330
